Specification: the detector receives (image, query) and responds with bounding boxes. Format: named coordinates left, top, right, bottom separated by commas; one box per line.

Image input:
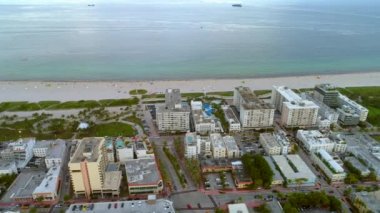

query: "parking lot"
left=204, top=173, right=236, bottom=190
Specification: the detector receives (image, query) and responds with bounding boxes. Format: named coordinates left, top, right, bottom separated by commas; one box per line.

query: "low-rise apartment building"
left=259, top=130, right=291, bottom=155
left=271, top=154, right=316, bottom=187
left=311, top=149, right=346, bottom=183
left=125, top=158, right=163, bottom=194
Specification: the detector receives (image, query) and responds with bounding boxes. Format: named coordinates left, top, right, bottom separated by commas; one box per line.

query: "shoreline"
left=1, top=72, right=379, bottom=102
left=2, top=70, right=380, bottom=83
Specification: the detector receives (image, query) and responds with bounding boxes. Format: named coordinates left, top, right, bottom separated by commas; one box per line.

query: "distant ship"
left=232, top=4, right=242, bottom=7
left=88, top=4, right=95, bottom=7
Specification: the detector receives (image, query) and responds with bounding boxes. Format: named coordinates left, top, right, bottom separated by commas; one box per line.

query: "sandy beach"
left=0, top=72, right=379, bottom=102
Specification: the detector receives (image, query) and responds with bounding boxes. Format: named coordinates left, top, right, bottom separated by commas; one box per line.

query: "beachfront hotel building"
left=314, top=83, right=340, bottom=108
left=338, top=94, right=368, bottom=122
left=233, top=86, right=275, bottom=129
left=156, top=88, right=191, bottom=132
left=271, top=86, right=319, bottom=128
left=68, top=137, right=122, bottom=199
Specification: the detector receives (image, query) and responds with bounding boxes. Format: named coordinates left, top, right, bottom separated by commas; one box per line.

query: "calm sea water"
left=1, top=1, right=380, bottom=81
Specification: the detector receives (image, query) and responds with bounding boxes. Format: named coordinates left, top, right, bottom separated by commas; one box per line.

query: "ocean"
left=0, top=0, right=380, bottom=81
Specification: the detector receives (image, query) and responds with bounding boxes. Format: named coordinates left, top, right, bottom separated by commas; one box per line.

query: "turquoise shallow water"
left=0, top=1, right=380, bottom=81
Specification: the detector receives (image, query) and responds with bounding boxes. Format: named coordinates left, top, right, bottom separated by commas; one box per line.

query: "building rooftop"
left=228, top=203, right=249, bottom=213
left=345, top=157, right=370, bottom=175
left=297, top=130, right=332, bottom=146
left=353, top=191, right=380, bottom=212
left=45, top=139, right=66, bottom=160
left=192, top=109, right=218, bottom=125
left=235, top=86, right=257, bottom=103
left=315, top=83, right=338, bottom=91
left=341, top=133, right=380, bottom=175
left=316, top=149, right=345, bottom=173
left=103, top=170, right=122, bottom=191
left=222, top=105, right=240, bottom=124
left=66, top=199, right=175, bottom=213
left=273, top=86, right=303, bottom=102
left=339, top=94, right=368, bottom=111
left=264, top=156, right=284, bottom=183
left=283, top=99, right=319, bottom=109
left=0, top=160, right=16, bottom=171
left=70, top=137, right=104, bottom=163
left=223, top=136, right=239, bottom=152
left=156, top=102, right=190, bottom=112
left=272, top=155, right=316, bottom=181
left=33, top=166, right=61, bottom=195
left=185, top=132, right=197, bottom=146
left=125, top=158, right=161, bottom=186
left=2, top=170, right=45, bottom=201
left=210, top=133, right=225, bottom=149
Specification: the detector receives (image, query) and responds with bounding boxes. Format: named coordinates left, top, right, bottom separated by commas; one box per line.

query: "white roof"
left=210, top=133, right=225, bottom=149
left=272, top=155, right=316, bottom=180
left=33, top=166, right=61, bottom=195
left=317, top=149, right=345, bottom=173
left=223, top=136, right=239, bottom=151
left=228, top=203, right=249, bottom=213
left=274, top=86, right=302, bottom=102
left=191, top=100, right=203, bottom=110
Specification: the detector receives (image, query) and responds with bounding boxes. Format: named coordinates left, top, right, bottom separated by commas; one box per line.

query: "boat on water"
left=232, top=4, right=242, bottom=7
left=88, top=4, right=95, bottom=7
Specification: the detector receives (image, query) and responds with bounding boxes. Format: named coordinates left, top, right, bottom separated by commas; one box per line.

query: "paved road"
left=152, top=137, right=186, bottom=192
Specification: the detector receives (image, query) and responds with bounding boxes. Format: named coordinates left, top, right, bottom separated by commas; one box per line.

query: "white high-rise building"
left=156, top=88, right=191, bottom=132
left=272, top=86, right=319, bottom=128
left=233, top=87, right=275, bottom=129
left=156, top=104, right=190, bottom=132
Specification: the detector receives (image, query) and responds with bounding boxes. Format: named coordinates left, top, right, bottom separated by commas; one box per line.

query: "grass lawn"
left=182, top=92, right=204, bottom=99
left=38, top=101, right=61, bottom=108
left=254, top=89, right=272, bottom=96
left=0, top=102, right=28, bottom=112
left=0, top=97, right=139, bottom=112
left=49, top=100, right=101, bottom=109
left=372, top=135, right=380, bottom=143
left=141, top=94, right=165, bottom=99
left=99, top=97, right=139, bottom=107
left=207, top=91, right=233, bottom=96
left=129, top=89, right=148, bottom=95
left=124, top=115, right=143, bottom=128
left=78, top=122, right=135, bottom=137
left=0, top=128, right=34, bottom=141
left=339, top=86, right=380, bottom=127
